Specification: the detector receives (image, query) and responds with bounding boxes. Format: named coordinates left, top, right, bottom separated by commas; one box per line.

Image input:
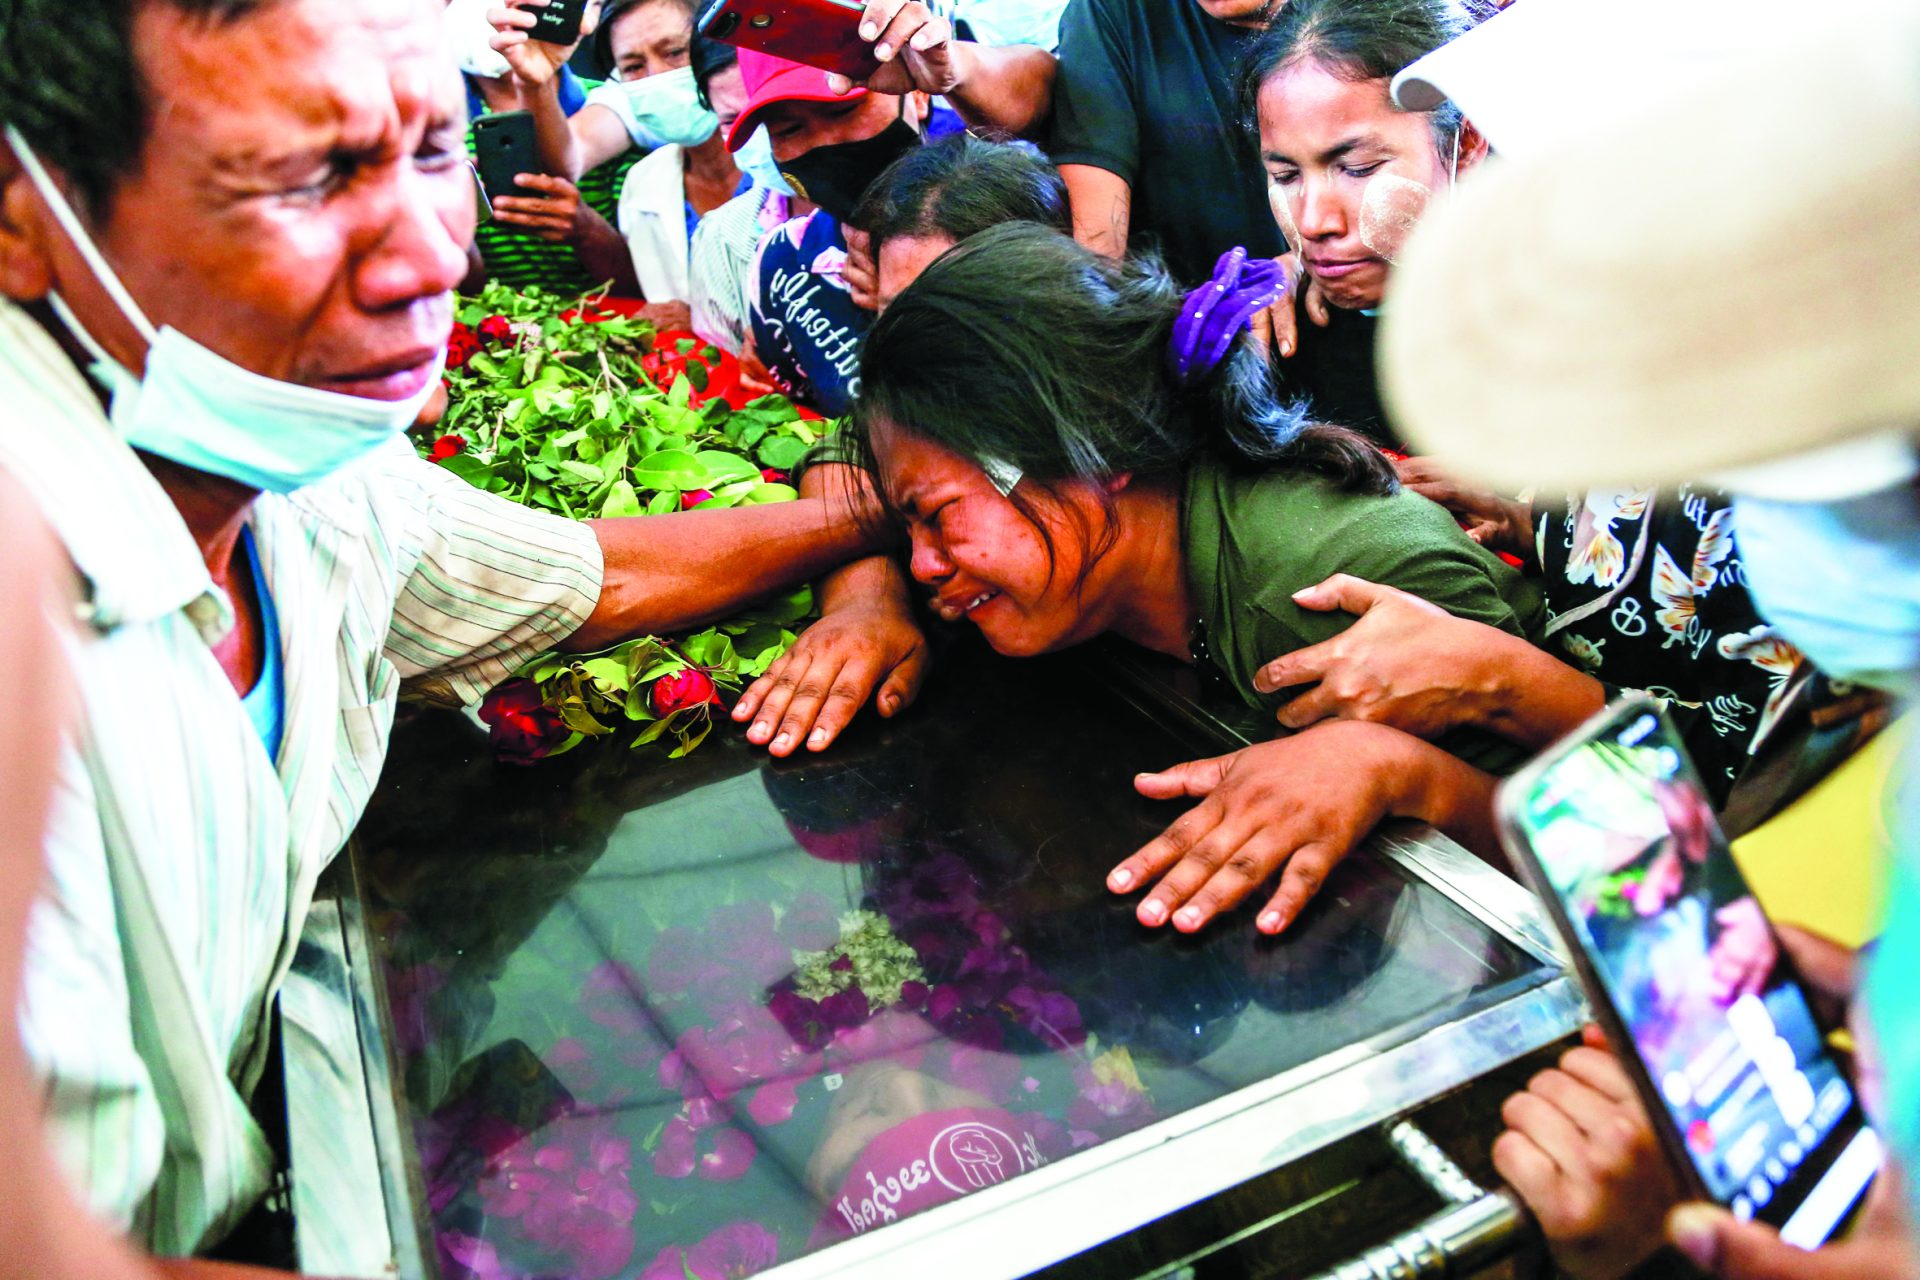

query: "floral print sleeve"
left=1534, top=484, right=1816, bottom=806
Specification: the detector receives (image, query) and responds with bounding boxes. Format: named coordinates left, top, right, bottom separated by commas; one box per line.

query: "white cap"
left=1393, top=0, right=1819, bottom=161
left=1380, top=7, right=1920, bottom=499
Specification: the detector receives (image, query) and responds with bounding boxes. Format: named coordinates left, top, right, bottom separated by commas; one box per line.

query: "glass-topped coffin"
left=342, top=638, right=1569, bottom=1280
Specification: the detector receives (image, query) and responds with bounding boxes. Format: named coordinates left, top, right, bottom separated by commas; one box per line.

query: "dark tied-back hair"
left=851, top=133, right=1071, bottom=254
left=850, top=223, right=1396, bottom=567
left=0, top=0, right=275, bottom=211
left=1236, top=0, right=1491, bottom=160
left=688, top=31, right=739, bottom=110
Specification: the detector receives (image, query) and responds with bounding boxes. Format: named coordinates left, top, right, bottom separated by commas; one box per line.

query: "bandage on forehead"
left=977, top=453, right=1023, bottom=497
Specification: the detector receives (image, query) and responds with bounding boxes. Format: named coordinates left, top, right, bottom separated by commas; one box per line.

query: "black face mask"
left=779, top=115, right=921, bottom=223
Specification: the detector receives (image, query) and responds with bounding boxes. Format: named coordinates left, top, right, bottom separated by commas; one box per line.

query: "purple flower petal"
left=685, top=1220, right=782, bottom=1278
left=565, top=1216, right=637, bottom=1280
left=818, top=987, right=871, bottom=1029
left=698, top=1126, right=757, bottom=1181
left=440, top=1231, right=511, bottom=1280
left=747, top=1079, right=798, bottom=1126
left=652, top=1117, right=698, bottom=1179
left=685, top=1095, right=727, bottom=1131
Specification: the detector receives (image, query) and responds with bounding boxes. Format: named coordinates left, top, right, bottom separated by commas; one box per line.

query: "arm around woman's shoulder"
left=1326, top=487, right=1546, bottom=638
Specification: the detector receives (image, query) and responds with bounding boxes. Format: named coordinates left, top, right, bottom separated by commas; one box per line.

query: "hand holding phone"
left=1497, top=699, right=1879, bottom=1247
left=487, top=0, right=592, bottom=87
left=1493, top=1029, right=1689, bottom=1280
left=839, top=0, right=971, bottom=97
left=472, top=111, right=541, bottom=201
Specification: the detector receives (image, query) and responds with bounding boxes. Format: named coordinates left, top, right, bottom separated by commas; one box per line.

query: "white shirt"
left=616, top=143, right=694, bottom=304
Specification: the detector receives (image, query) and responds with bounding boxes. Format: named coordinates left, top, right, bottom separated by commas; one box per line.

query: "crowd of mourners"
left=0, top=0, right=1917, bottom=1276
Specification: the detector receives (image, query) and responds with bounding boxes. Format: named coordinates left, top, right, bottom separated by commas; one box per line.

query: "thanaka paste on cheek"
left=1356, top=173, right=1432, bottom=265
left=1267, top=183, right=1301, bottom=255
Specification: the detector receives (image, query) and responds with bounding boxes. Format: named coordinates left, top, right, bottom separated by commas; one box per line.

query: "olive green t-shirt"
left=1183, top=453, right=1545, bottom=716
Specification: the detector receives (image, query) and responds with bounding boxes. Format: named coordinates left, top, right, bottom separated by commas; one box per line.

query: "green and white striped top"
left=469, top=115, right=641, bottom=295
left=0, top=300, right=604, bottom=1255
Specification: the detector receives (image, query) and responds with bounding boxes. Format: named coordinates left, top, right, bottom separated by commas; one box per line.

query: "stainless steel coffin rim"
left=756, top=970, right=1582, bottom=1280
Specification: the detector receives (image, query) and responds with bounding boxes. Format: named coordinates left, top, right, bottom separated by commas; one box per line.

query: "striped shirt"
left=0, top=300, right=604, bottom=1254
left=689, top=186, right=797, bottom=355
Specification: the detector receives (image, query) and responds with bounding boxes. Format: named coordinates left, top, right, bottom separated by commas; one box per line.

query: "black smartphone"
left=472, top=110, right=539, bottom=201
left=1496, top=697, right=1880, bottom=1245
left=529, top=0, right=589, bottom=46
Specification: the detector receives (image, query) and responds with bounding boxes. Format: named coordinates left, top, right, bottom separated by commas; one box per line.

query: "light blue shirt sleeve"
left=939, top=0, right=1067, bottom=51
left=584, top=80, right=668, bottom=150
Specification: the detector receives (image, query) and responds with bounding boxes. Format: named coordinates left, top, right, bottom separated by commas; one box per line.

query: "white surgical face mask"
left=444, top=0, right=511, bottom=80
left=733, top=123, right=793, bottom=196
left=8, top=124, right=441, bottom=494
left=612, top=65, right=718, bottom=147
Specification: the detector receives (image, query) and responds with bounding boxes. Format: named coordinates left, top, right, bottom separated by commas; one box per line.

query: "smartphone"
left=472, top=110, right=540, bottom=201
left=468, top=160, right=495, bottom=223
left=528, top=0, right=589, bottom=46
left=1496, top=697, right=1880, bottom=1246
left=697, top=0, right=883, bottom=82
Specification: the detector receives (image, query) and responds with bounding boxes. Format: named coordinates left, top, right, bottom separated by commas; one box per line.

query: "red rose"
left=478, top=678, right=571, bottom=765
left=759, top=468, right=789, bottom=485
left=477, top=314, right=514, bottom=345
left=651, top=669, right=718, bottom=717
left=445, top=325, right=481, bottom=370
left=680, top=489, right=715, bottom=511
left=429, top=434, right=465, bottom=463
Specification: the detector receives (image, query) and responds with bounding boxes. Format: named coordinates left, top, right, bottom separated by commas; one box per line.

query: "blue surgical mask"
left=1733, top=483, right=1920, bottom=695
left=733, top=124, right=793, bottom=196
left=1734, top=465, right=1920, bottom=1238
left=9, top=124, right=440, bottom=494
left=1869, top=773, right=1920, bottom=1230
left=606, top=65, right=718, bottom=148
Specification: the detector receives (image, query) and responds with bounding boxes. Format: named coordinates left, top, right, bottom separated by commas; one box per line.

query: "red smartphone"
left=697, top=0, right=883, bottom=82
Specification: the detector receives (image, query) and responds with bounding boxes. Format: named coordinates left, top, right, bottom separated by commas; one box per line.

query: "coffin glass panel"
left=350, top=642, right=1552, bottom=1279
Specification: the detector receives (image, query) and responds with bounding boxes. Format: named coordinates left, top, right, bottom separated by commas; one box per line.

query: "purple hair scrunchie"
left=1167, top=247, right=1289, bottom=387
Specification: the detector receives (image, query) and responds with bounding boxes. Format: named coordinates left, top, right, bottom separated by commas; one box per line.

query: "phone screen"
left=1507, top=704, right=1874, bottom=1232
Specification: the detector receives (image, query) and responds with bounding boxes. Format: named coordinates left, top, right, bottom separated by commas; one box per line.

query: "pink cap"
left=811, top=1107, right=1054, bottom=1245
left=726, top=49, right=868, bottom=152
